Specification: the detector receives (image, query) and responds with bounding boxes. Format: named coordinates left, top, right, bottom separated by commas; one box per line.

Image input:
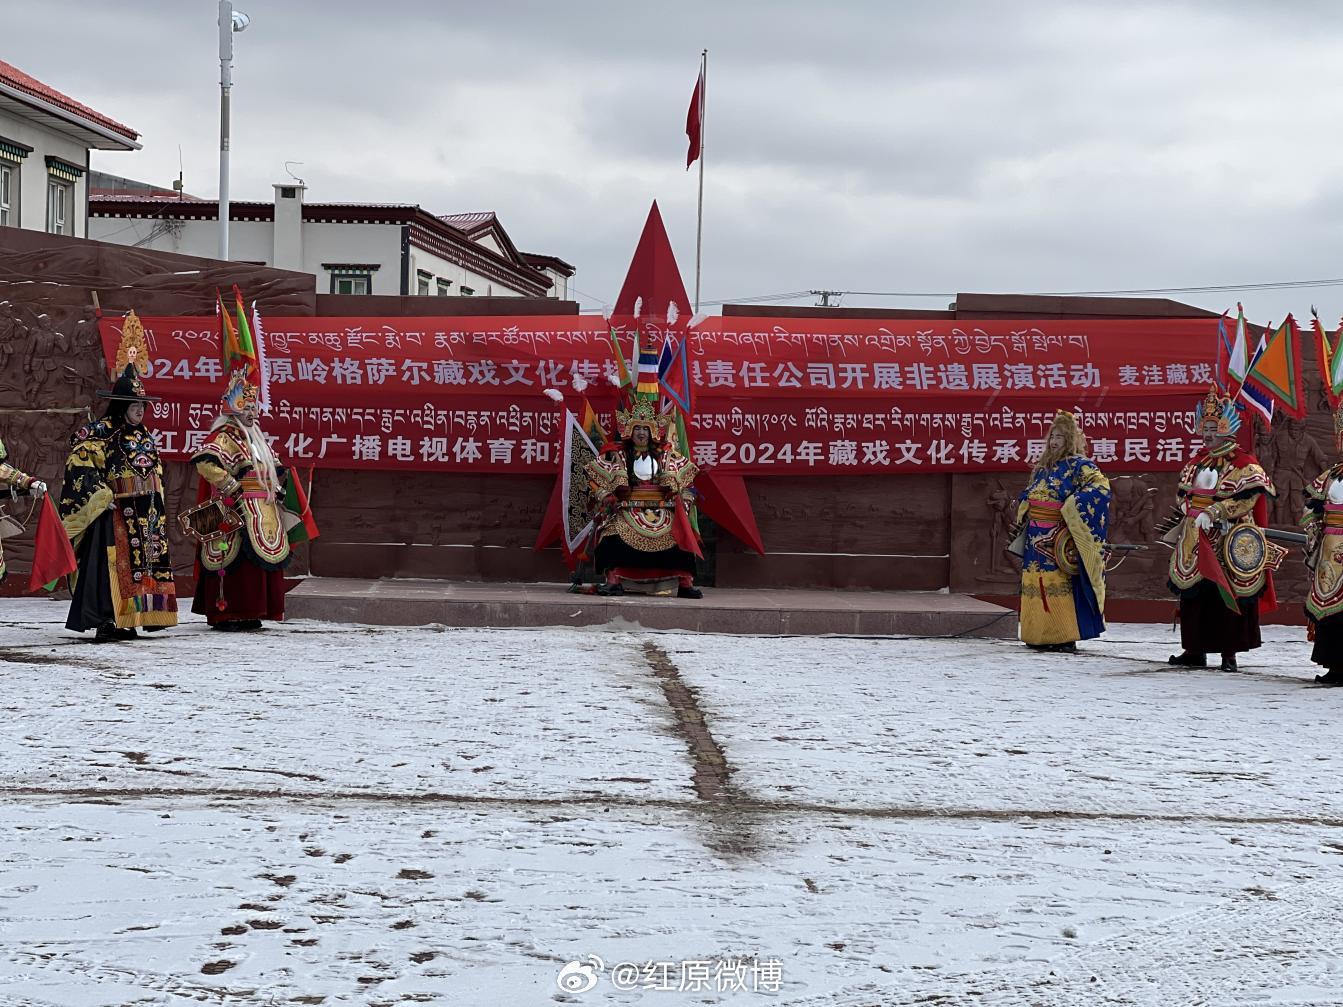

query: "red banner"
left=97, top=313, right=1221, bottom=475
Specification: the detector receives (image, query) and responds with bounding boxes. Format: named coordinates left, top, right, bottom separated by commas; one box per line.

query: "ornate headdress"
left=98, top=310, right=159, bottom=402
left=616, top=396, right=671, bottom=441
left=112, top=309, right=150, bottom=376
left=222, top=362, right=260, bottom=415
left=218, top=287, right=266, bottom=416
left=1194, top=384, right=1241, bottom=438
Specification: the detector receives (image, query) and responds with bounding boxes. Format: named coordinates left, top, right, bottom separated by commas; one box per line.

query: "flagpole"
left=694, top=49, right=707, bottom=314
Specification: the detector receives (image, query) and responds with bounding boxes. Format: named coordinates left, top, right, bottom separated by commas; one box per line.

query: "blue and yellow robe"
left=1016, top=455, right=1111, bottom=645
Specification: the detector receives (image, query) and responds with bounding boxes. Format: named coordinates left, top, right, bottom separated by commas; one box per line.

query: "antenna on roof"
left=284, top=161, right=306, bottom=187
left=173, top=145, right=184, bottom=197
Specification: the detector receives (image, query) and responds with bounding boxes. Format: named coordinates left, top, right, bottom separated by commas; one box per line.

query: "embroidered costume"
left=1302, top=399, right=1343, bottom=685
left=584, top=345, right=703, bottom=597
left=1166, top=387, right=1280, bottom=672
left=189, top=361, right=293, bottom=630
left=1015, top=411, right=1111, bottom=650
left=0, top=437, right=45, bottom=582
left=59, top=323, right=178, bottom=641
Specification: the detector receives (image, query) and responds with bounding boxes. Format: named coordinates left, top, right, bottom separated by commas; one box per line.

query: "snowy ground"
left=0, top=598, right=1339, bottom=1006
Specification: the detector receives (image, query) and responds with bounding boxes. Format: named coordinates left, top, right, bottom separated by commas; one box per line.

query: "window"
left=416, top=270, right=432, bottom=296
left=325, top=263, right=379, bottom=294
left=436, top=279, right=452, bottom=296
left=0, top=164, right=14, bottom=227
left=46, top=179, right=72, bottom=235
left=460, top=285, right=475, bottom=296
left=333, top=274, right=371, bottom=295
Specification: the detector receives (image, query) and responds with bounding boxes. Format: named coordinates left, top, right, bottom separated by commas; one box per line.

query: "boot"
left=677, top=586, right=703, bottom=599
left=597, top=582, right=624, bottom=597
left=210, top=620, right=242, bottom=632
left=1218, top=653, right=1238, bottom=672
left=1168, top=651, right=1207, bottom=667
left=1315, top=669, right=1343, bottom=687
left=93, top=622, right=120, bottom=643
left=237, top=620, right=264, bottom=631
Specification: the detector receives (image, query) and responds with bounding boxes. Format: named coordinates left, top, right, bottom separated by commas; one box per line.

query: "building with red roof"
left=0, top=58, right=139, bottom=237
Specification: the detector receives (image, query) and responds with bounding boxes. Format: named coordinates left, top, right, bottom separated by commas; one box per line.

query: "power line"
left=583, top=274, right=1343, bottom=316
left=706, top=276, right=1343, bottom=305
left=1022, top=277, right=1343, bottom=296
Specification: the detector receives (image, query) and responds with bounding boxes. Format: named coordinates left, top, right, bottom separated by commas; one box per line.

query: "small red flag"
left=28, top=494, right=77, bottom=593
left=685, top=69, right=704, bottom=169
left=1194, top=529, right=1239, bottom=613
left=671, top=499, right=703, bottom=559
left=283, top=467, right=320, bottom=544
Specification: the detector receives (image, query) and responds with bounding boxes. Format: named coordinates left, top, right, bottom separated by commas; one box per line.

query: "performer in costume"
left=585, top=395, right=702, bottom=598
left=59, top=348, right=178, bottom=641
left=0, top=438, right=46, bottom=582
left=1301, top=399, right=1343, bottom=686
left=1014, top=410, right=1111, bottom=652
left=190, top=362, right=292, bottom=630
left=1166, top=386, right=1279, bottom=672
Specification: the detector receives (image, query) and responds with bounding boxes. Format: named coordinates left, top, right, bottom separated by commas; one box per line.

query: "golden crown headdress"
left=615, top=397, right=671, bottom=440
left=1194, top=385, right=1241, bottom=437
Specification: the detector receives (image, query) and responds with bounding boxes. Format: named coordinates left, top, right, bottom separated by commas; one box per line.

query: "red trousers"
left=192, top=557, right=287, bottom=625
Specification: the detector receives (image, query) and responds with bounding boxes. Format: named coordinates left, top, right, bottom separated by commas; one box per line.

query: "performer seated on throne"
left=189, top=363, right=293, bottom=631
left=1166, top=386, right=1279, bottom=672
left=585, top=395, right=702, bottom=598
left=1014, top=410, right=1112, bottom=652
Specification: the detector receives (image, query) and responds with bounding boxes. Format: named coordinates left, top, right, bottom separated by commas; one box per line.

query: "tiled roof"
left=0, top=59, right=138, bottom=141
left=438, top=211, right=497, bottom=233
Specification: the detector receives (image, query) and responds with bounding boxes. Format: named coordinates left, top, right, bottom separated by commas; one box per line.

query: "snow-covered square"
left=0, top=599, right=1338, bottom=1006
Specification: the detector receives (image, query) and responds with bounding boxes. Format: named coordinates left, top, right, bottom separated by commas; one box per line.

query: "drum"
left=177, top=499, right=241, bottom=544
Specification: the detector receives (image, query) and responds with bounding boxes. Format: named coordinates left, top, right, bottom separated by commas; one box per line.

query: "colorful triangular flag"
left=1244, top=314, right=1305, bottom=419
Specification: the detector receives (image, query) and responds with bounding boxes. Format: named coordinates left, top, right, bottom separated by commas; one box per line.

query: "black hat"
left=97, top=364, right=160, bottom=403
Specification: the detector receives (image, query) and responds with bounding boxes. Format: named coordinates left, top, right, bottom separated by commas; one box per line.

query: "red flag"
left=27, top=494, right=77, bottom=593
left=685, top=69, right=704, bottom=169
left=671, top=499, right=703, bottom=559
left=534, top=473, right=565, bottom=546
left=284, top=467, right=320, bottom=544
left=1194, top=530, right=1239, bottom=613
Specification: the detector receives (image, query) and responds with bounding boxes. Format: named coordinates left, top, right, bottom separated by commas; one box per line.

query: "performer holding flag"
left=185, top=290, right=316, bottom=631
left=1301, top=312, right=1343, bottom=686
left=585, top=329, right=703, bottom=598
left=1165, top=386, right=1280, bottom=671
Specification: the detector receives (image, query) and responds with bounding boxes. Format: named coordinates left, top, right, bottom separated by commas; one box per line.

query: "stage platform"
left=284, top=578, right=1017, bottom=638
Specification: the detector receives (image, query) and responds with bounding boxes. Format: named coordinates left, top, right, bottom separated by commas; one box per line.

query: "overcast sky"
left=10, top=1, right=1343, bottom=322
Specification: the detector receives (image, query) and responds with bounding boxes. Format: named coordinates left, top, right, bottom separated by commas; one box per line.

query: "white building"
left=89, top=183, right=574, bottom=300
left=0, top=58, right=140, bottom=236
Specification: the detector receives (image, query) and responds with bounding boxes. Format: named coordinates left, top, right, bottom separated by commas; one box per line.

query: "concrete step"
left=284, top=578, right=1016, bottom=638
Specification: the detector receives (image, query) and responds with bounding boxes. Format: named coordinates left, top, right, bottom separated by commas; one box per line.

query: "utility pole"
left=217, top=1, right=250, bottom=260
left=811, top=289, right=844, bottom=307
